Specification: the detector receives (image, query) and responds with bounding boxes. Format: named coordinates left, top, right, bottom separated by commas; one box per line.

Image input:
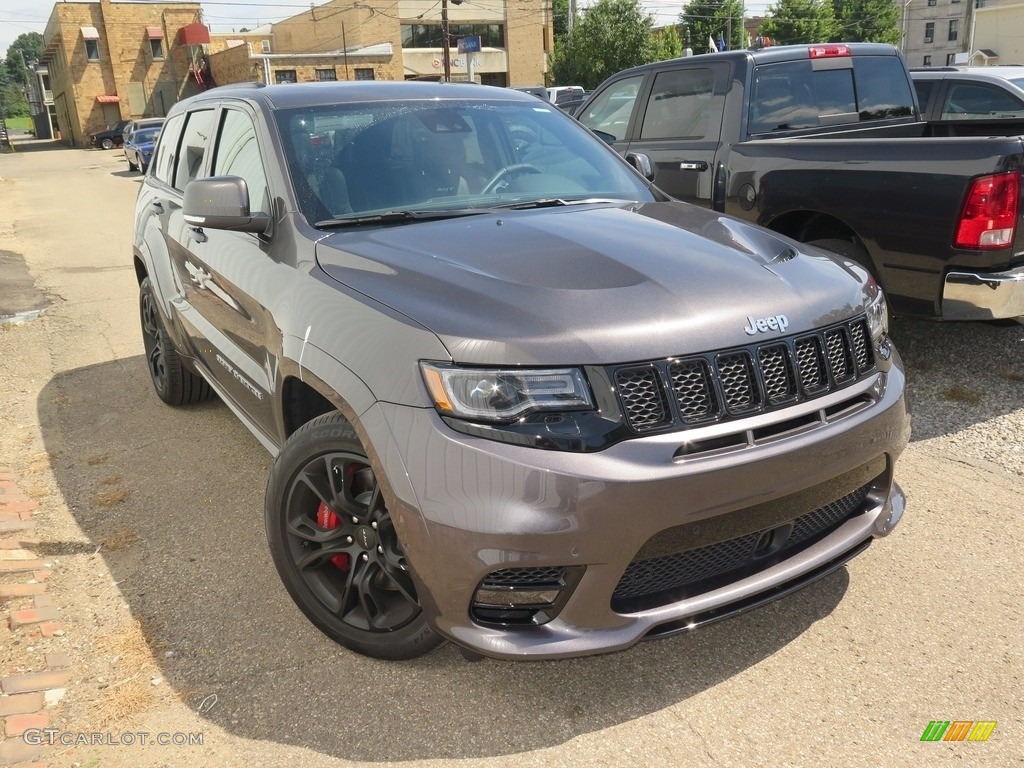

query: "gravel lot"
left=0, top=145, right=1021, bottom=767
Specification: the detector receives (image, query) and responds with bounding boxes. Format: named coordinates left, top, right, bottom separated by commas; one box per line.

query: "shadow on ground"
left=38, top=356, right=853, bottom=761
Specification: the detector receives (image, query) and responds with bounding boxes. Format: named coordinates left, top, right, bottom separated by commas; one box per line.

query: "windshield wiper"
left=316, top=209, right=487, bottom=228
left=491, top=198, right=630, bottom=211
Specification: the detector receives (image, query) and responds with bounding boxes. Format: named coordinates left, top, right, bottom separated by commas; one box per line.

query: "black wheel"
left=139, top=277, right=213, bottom=406
left=481, top=163, right=542, bottom=194
left=140, top=163, right=149, bottom=174
left=101, top=137, right=114, bottom=150
left=127, top=157, right=138, bottom=172
left=265, top=413, right=443, bottom=660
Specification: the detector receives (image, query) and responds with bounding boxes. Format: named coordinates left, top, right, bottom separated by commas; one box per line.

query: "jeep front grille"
left=612, top=317, right=875, bottom=433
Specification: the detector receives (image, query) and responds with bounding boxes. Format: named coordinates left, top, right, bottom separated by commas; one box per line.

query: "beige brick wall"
left=505, top=0, right=548, bottom=85
left=43, top=0, right=202, bottom=147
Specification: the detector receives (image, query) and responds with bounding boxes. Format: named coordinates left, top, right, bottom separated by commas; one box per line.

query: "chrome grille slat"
left=613, top=316, right=876, bottom=434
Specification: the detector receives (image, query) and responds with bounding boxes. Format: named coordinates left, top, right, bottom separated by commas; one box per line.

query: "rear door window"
left=173, top=109, right=216, bottom=190
left=640, top=68, right=715, bottom=140
left=941, top=82, right=1024, bottom=118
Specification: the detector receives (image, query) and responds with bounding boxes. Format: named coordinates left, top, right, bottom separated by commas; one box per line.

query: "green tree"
left=549, top=0, right=657, bottom=90
left=5, top=32, right=44, bottom=87
left=760, top=0, right=839, bottom=45
left=832, top=0, right=900, bottom=44
left=552, top=0, right=570, bottom=43
left=681, top=0, right=746, bottom=54
left=651, top=24, right=683, bottom=62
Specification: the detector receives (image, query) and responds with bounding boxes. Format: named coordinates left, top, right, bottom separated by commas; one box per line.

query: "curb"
left=0, top=467, right=66, bottom=768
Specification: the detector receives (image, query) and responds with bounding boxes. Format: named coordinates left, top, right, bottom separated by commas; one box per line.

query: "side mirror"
left=184, top=176, right=270, bottom=234
left=625, top=151, right=655, bottom=181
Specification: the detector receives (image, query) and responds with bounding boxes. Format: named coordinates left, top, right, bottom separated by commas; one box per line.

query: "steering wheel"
left=481, top=164, right=542, bottom=194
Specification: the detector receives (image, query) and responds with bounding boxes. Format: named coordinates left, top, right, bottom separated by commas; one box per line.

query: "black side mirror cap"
left=183, top=176, right=270, bottom=234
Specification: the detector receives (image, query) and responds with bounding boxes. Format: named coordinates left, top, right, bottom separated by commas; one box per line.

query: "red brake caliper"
left=316, top=501, right=351, bottom=571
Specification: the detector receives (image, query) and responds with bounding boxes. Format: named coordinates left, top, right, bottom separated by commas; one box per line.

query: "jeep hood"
left=315, top=202, right=871, bottom=365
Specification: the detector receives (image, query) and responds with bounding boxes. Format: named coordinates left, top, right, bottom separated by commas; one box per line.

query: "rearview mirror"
left=184, top=176, right=270, bottom=234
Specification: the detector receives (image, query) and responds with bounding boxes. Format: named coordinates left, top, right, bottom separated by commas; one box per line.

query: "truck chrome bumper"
left=942, top=265, right=1024, bottom=320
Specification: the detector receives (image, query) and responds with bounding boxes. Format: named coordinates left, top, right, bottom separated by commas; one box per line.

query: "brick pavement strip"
left=0, top=692, right=44, bottom=717
left=0, top=584, right=46, bottom=599
left=10, top=606, right=60, bottom=628
left=0, top=537, right=41, bottom=550
left=0, top=549, right=38, bottom=561
left=0, top=501, right=39, bottom=514
left=0, top=738, right=41, bottom=765
left=0, top=521, right=36, bottom=534
left=0, top=559, right=47, bottom=574
left=1, top=670, right=71, bottom=695
left=45, top=652, right=71, bottom=670
left=5, top=711, right=48, bottom=738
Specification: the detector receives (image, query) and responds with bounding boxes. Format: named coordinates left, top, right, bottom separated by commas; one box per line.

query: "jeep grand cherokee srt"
left=132, top=81, right=909, bottom=660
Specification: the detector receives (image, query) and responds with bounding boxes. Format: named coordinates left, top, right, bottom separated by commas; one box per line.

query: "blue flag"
left=718, top=33, right=727, bottom=52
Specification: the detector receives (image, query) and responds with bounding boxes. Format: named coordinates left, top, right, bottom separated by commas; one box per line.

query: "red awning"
left=96, top=95, right=120, bottom=104
left=177, top=23, right=210, bottom=46
left=146, top=26, right=164, bottom=39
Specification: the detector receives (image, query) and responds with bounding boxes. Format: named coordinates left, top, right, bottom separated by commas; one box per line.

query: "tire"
left=127, top=158, right=138, bottom=172
left=140, top=163, right=149, bottom=174
left=139, top=276, right=213, bottom=406
left=101, top=137, right=114, bottom=150
left=265, top=412, right=443, bottom=660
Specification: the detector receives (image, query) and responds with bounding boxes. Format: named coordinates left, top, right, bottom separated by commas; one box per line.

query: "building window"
left=924, top=55, right=932, bottom=66
left=354, top=68, right=375, bottom=80
left=275, top=69, right=297, bottom=84
left=924, top=22, right=934, bottom=43
left=150, top=39, right=164, bottom=59
left=85, top=40, right=100, bottom=61
left=400, top=23, right=505, bottom=48
left=927, top=0, right=936, bottom=5
left=314, top=69, right=337, bottom=81
left=949, top=20, right=958, bottom=40
left=947, top=53, right=956, bottom=65
left=261, top=40, right=271, bottom=53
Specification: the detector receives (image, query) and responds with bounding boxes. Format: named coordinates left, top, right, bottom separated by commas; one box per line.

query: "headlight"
left=420, top=363, right=593, bottom=422
left=865, top=281, right=889, bottom=343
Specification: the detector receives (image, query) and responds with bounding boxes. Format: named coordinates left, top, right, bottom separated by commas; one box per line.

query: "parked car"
left=549, top=85, right=585, bottom=104
left=123, top=126, right=161, bottom=172
left=577, top=43, right=1024, bottom=321
left=133, top=81, right=908, bottom=661
left=556, top=92, right=589, bottom=116
left=122, top=117, right=165, bottom=145
left=510, top=85, right=548, bottom=100
left=90, top=119, right=131, bottom=150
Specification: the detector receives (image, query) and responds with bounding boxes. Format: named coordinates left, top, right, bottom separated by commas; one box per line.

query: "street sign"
left=458, top=35, right=481, bottom=53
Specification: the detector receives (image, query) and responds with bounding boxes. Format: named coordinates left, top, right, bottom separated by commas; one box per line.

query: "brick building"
left=42, top=0, right=205, bottom=147
left=207, top=0, right=551, bottom=88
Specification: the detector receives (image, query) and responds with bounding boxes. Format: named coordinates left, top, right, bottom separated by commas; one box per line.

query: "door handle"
left=150, top=201, right=164, bottom=213
left=188, top=227, right=208, bottom=244
left=679, top=161, right=709, bottom=171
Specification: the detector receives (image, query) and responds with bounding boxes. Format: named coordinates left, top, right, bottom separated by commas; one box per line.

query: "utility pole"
left=442, top=0, right=464, bottom=82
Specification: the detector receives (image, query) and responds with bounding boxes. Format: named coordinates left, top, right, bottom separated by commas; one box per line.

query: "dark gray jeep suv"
left=132, top=81, right=909, bottom=660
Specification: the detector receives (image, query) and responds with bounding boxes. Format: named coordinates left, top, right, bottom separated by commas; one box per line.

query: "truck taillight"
left=808, top=44, right=851, bottom=58
left=954, top=171, right=1020, bottom=250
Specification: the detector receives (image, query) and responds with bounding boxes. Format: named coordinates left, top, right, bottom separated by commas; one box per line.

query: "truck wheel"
left=265, top=413, right=443, bottom=660
left=139, top=277, right=213, bottom=406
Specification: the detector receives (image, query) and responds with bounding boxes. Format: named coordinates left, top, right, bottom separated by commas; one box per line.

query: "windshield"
left=275, top=99, right=655, bottom=224
left=134, top=128, right=160, bottom=143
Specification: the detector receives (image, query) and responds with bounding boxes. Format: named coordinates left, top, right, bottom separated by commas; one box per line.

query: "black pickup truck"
left=578, top=43, right=1024, bottom=321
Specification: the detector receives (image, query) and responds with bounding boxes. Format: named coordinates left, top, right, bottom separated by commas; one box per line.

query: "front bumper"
left=942, top=264, right=1024, bottom=320
left=370, top=353, right=910, bottom=660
